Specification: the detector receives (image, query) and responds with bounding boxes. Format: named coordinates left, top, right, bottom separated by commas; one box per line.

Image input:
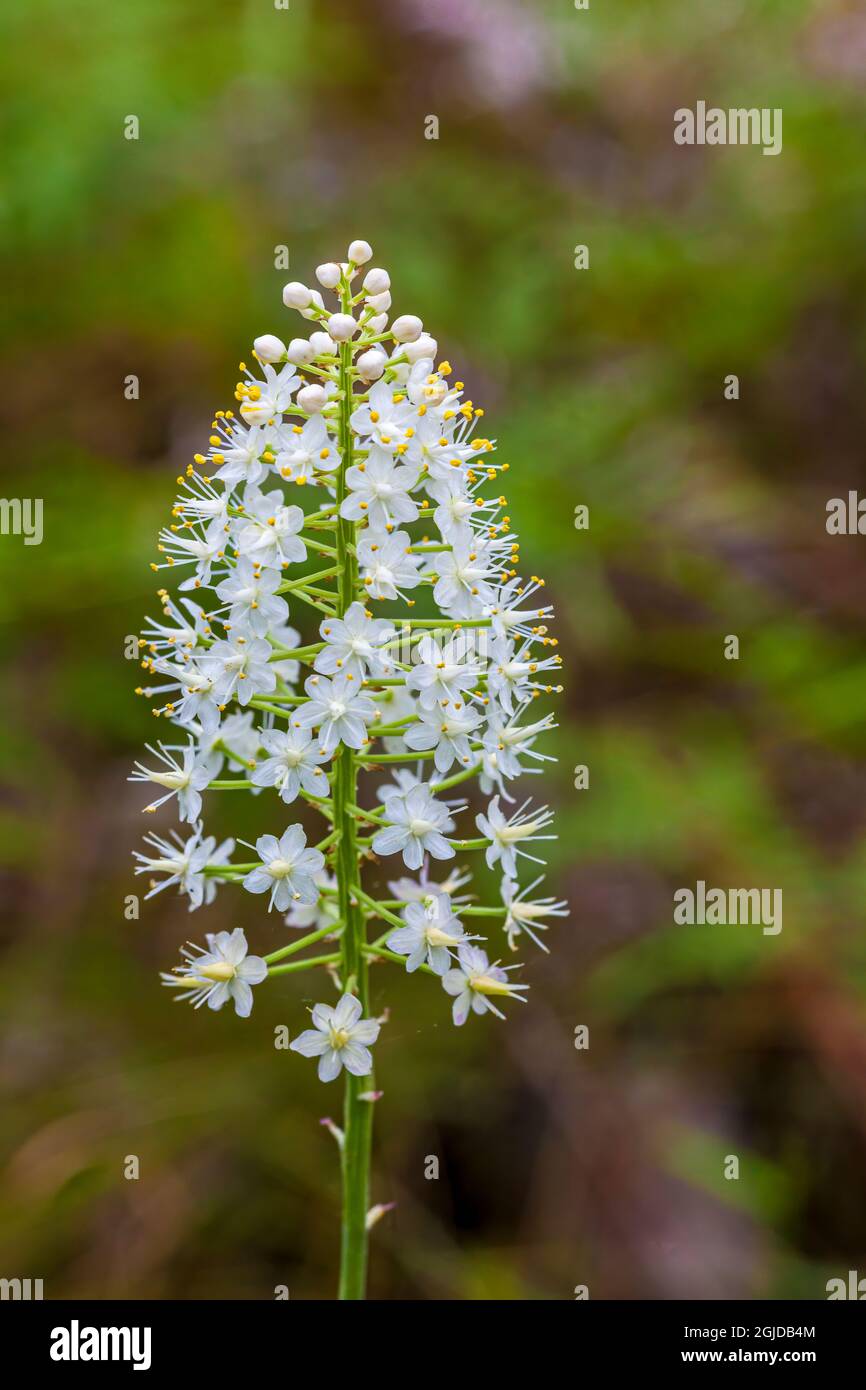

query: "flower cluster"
left=132, top=237, right=566, bottom=1080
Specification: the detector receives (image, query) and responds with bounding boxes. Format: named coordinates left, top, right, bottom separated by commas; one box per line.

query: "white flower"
left=476, top=796, right=556, bottom=877
left=141, top=594, right=211, bottom=657
left=194, top=709, right=260, bottom=770
left=254, top=334, right=286, bottom=364
left=441, top=945, right=528, bottom=1025
left=286, top=336, right=317, bottom=366
left=203, top=633, right=277, bottom=707
left=215, top=559, right=289, bottom=637
left=133, top=824, right=234, bottom=911
left=375, top=767, right=422, bottom=804
left=403, top=333, right=438, bottom=364
left=357, top=529, right=421, bottom=600
left=207, top=421, right=271, bottom=489
left=371, top=783, right=457, bottom=870
left=433, top=538, right=498, bottom=618
left=314, top=601, right=395, bottom=680
left=284, top=870, right=341, bottom=931
left=408, top=410, right=471, bottom=480
left=481, top=708, right=557, bottom=791
left=282, top=281, right=314, bottom=309
left=340, top=448, right=419, bottom=529
left=243, top=824, right=325, bottom=912
left=487, top=636, right=563, bottom=714
left=388, top=865, right=473, bottom=904
left=275, top=415, right=339, bottom=480
left=386, top=894, right=470, bottom=974
left=155, top=524, right=224, bottom=588
left=482, top=574, right=555, bottom=642
left=362, top=267, right=390, bottom=295
left=290, top=992, right=380, bottom=1082
left=316, top=262, right=342, bottom=289
left=297, top=383, right=328, bottom=414
left=347, top=239, right=373, bottom=265
left=356, top=348, right=387, bottom=383
left=502, top=875, right=568, bottom=952
left=327, top=313, right=357, bottom=341
left=240, top=363, right=299, bottom=426
left=403, top=704, right=483, bottom=773
left=294, top=673, right=377, bottom=753
left=129, top=741, right=220, bottom=823
left=309, top=330, right=337, bottom=357
left=407, top=632, right=484, bottom=710
left=145, top=654, right=221, bottom=732
left=235, top=492, right=307, bottom=569
left=365, top=289, right=392, bottom=314
left=161, top=928, right=267, bottom=1017
left=300, top=289, right=325, bottom=321
left=392, top=314, right=423, bottom=343
left=350, top=379, right=417, bottom=452
left=250, top=725, right=331, bottom=804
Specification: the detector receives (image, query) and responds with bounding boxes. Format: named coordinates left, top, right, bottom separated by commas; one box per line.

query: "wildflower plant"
left=131, top=239, right=566, bottom=1298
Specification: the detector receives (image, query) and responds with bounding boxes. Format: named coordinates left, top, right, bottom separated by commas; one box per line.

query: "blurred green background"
left=3, top=0, right=866, bottom=1299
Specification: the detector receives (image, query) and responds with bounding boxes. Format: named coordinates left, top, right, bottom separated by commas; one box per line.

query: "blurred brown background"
left=2, top=0, right=866, bottom=1299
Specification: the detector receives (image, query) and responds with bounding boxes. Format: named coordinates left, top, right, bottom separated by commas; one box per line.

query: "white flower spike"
left=134, top=240, right=564, bottom=1299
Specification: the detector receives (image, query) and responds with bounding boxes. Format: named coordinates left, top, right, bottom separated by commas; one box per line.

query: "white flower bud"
left=366, top=290, right=391, bottom=313
left=392, top=314, right=423, bottom=343
left=363, top=268, right=390, bottom=295
left=300, top=289, right=325, bottom=321
left=347, top=239, right=373, bottom=265
left=327, top=313, right=358, bottom=342
left=367, top=313, right=389, bottom=335
left=316, top=262, right=342, bottom=289
left=286, top=337, right=317, bottom=366
left=355, top=348, right=388, bottom=383
left=309, top=331, right=337, bottom=356
left=297, top=384, right=328, bottom=413
left=403, top=334, right=438, bottom=364
left=253, top=334, right=287, bottom=363
left=282, top=281, right=313, bottom=310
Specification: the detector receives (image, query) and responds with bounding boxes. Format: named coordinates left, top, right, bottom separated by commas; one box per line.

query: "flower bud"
left=309, top=331, right=337, bottom=356
left=392, top=314, right=423, bottom=343
left=297, top=384, right=328, bottom=413
left=367, top=313, right=389, bottom=335
left=282, top=281, right=313, bottom=310
left=300, top=289, right=325, bottom=321
left=355, top=348, right=387, bottom=383
left=286, top=337, right=316, bottom=366
left=403, top=334, right=438, bottom=364
left=253, top=334, right=287, bottom=363
left=316, top=262, right=342, bottom=289
left=327, top=313, right=358, bottom=342
left=347, top=239, right=373, bottom=265
left=366, top=290, right=391, bottom=313
left=363, top=268, right=390, bottom=295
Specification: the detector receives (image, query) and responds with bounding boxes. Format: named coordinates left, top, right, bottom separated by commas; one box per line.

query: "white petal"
left=318, top=1048, right=343, bottom=1082
left=290, top=1029, right=329, bottom=1057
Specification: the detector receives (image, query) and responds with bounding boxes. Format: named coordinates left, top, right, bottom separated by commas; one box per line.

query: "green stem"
left=334, top=288, right=373, bottom=1302
left=267, top=952, right=341, bottom=976
left=263, top=920, right=343, bottom=964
